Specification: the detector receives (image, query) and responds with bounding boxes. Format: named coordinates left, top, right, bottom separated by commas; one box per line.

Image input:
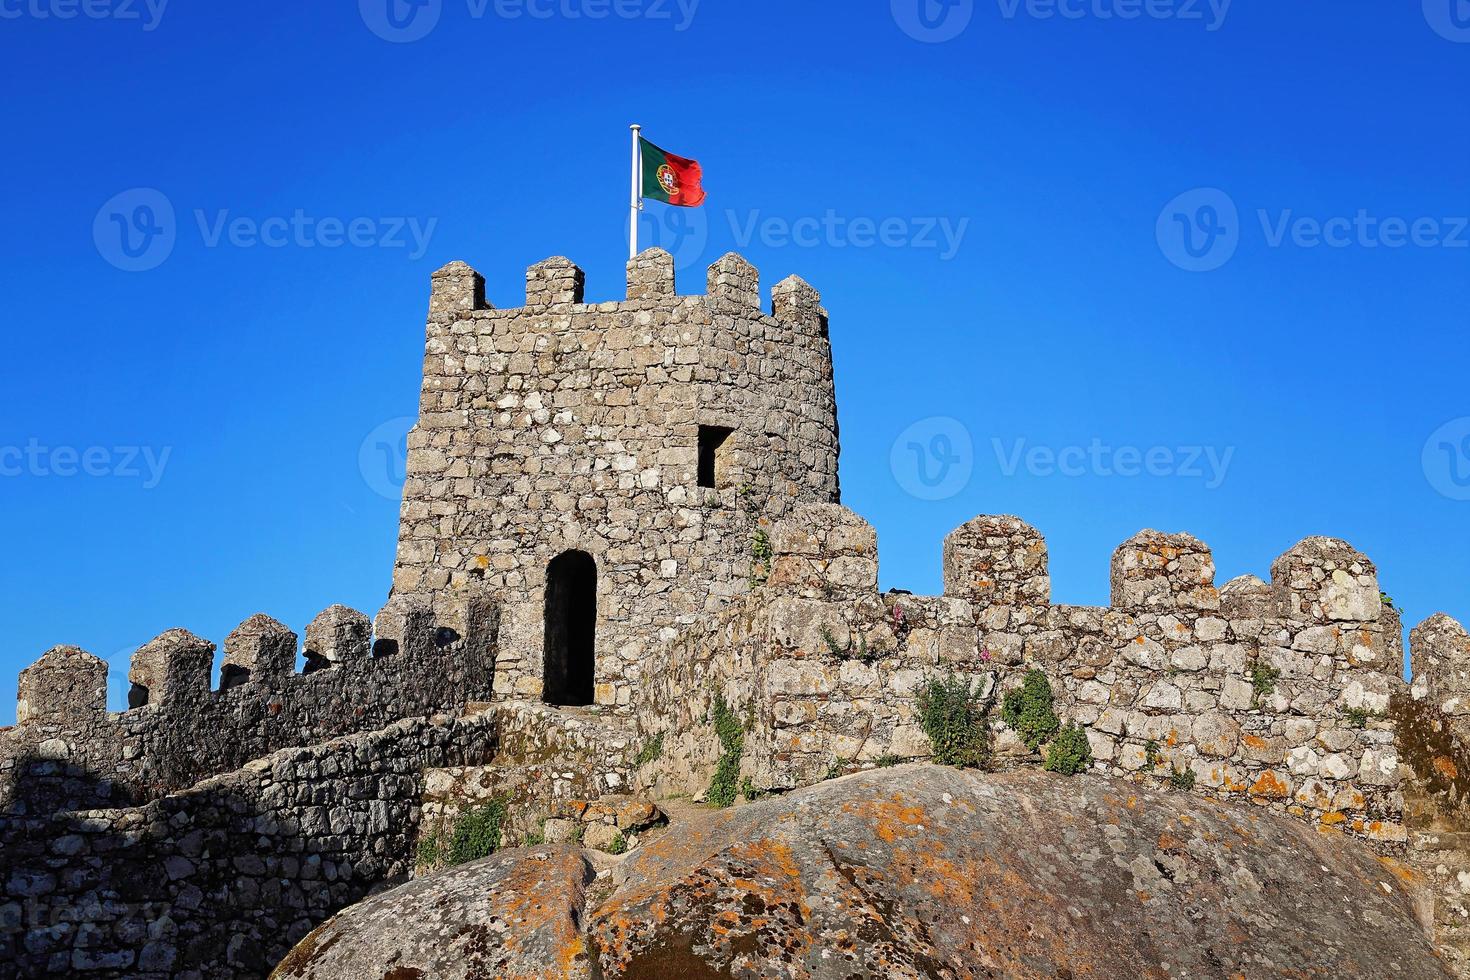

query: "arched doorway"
left=543, top=550, right=596, bottom=706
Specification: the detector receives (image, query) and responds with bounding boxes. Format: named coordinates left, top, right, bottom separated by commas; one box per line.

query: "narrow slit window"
left=698, top=425, right=735, bottom=489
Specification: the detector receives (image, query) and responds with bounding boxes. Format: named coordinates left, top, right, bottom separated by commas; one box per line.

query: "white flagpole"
left=629, top=124, right=642, bottom=260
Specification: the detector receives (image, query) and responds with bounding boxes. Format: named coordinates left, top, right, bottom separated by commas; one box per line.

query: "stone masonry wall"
left=635, top=503, right=1411, bottom=848
left=0, top=712, right=498, bottom=978
left=0, top=593, right=497, bottom=817
left=393, top=249, right=841, bottom=711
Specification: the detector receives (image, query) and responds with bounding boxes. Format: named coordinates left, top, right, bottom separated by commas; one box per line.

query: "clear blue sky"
left=1, top=2, right=1466, bottom=722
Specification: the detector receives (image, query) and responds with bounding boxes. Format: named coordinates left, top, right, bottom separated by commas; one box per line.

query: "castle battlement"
left=1, top=594, right=497, bottom=815
left=427, top=249, right=827, bottom=326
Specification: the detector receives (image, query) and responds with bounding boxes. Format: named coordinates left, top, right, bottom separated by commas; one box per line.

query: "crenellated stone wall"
left=393, top=249, right=841, bottom=711
left=635, top=503, right=1411, bottom=846
left=0, top=593, right=497, bottom=817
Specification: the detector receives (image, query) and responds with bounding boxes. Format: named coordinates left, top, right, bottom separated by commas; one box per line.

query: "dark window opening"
left=128, top=683, right=149, bottom=709
left=372, top=638, right=399, bottom=658
left=543, top=550, right=597, bottom=706
left=698, top=425, right=735, bottom=489
left=302, top=650, right=331, bottom=674
left=219, top=665, right=251, bottom=691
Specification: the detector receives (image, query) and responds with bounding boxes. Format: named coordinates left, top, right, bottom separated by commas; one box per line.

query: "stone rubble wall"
left=393, top=249, right=841, bottom=711
left=418, top=700, right=639, bottom=849
left=0, top=593, right=497, bottom=817
left=0, top=712, right=498, bottom=979
left=636, top=503, right=1415, bottom=848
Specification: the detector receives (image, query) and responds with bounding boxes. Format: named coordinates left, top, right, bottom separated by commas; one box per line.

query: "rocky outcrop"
left=275, top=765, right=1448, bottom=979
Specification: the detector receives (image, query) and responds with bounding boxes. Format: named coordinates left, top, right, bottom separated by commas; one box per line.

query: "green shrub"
left=1002, top=670, right=1060, bottom=751
left=1043, top=723, right=1092, bottom=776
left=706, top=691, right=745, bottom=808
left=915, top=673, right=989, bottom=769
left=749, top=528, right=773, bottom=586
left=1343, top=706, right=1376, bottom=729
left=1250, top=662, right=1281, bottom=706
left=1144, top=739, right=1162, bottom=768
left=824, top=756, right=848, bottom=781
left=606, top=830, right=628, bottom=855
left=1169, top=766, right=1196, bottom=790
left=415, top=827, right=442, bottom=867
left=634, top=732, right=665, bottom=767
left=875, top=753, right=900, bottom=768
left=445, top=797, right=509, bottom=867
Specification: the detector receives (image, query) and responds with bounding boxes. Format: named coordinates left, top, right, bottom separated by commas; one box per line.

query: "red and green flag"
left=640, top=137, right=706, bottom=208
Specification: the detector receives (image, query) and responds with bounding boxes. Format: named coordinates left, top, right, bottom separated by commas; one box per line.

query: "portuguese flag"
left=640, top=137, right=706, bottom=208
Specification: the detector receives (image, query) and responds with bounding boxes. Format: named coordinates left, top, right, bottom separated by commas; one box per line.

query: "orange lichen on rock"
left=1249, top=771, right=1290, bottom=800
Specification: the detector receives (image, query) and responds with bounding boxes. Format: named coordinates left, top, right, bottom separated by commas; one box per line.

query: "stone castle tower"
left=391, top=248, right=840, bottom=711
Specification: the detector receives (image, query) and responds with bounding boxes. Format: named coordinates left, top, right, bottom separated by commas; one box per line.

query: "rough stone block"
left=1110, top=530, right=1218, bottom=612
left=1270, top=537, right=1380, bottom=624
left=942, top=515, right=1049, bottom=608
left=304, top=605, right=372, bottom=673
left=221, top=614, right=297, bottom=689
left=526, top=256, right=585, bottom=306
left=771, top=274, right=822, bottom=326
left=129, top=629, right=215, bottom=708
left=626, top=248, right=675, bottom=300
left=16, top=646, right=107, bottom=724
left=706, top=252, right=759, bottom=308
left=429, top=260, right=488, bottom=315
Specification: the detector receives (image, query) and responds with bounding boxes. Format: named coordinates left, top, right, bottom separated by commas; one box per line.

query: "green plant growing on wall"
left=1250, top=662, right=1282, bottom=707
left=445, top=797, right=509, bottom=867
left=1002, top=670, right=1060, bottom=751
left=1380, top=591, right=1400, bottom=613
left=706, top=690, right=745, bottom=808
left=915, top=673, right=989, bottom=769
left=1169, top=765, right=1196, bottom=790
left=875, top=753, right=901, bottom=768
left=749, top=527, right=773, bottom=586
left=1043, top=724, right=1092, bottom=776
left=634, top=732, right=665, bottom=767
left=606, top=830, right=628, bottom=855
left=1144, top=740, right=1162, bottom=769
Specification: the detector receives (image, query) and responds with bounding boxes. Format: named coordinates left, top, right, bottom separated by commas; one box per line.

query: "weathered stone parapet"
left=526, top=256, right=585, bottom=306
left=767, top=503, right=878, bottom=601
left=706, top=252, right=759, bottom=308
left=771, top=274, right=822, bottom=326
left=942, top=515, right=1049, bottom=609
left=16, top=646, right=106, bottom=724
left=373, top=593, right=435, bottom=659
left=626, top=247, right=675, bottom=300
left=1270, top=537, right=1381, bottom=624
left=1410, top=614, right=1470, bottom=713
left=129, top=628, right=214, bottom=708
left=221, top=613, right=297, bottom=689
left=429, top=260, right=488, bottom=315
left=1220, top=574, right=1272, bottom=623
left=304, top=604, right=372, bottom=672
left=1110, top=529, right=1219, bottom=612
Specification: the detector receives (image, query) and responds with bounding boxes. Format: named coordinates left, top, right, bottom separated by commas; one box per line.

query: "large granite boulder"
left=275, top=766, right=1447, bottom=979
